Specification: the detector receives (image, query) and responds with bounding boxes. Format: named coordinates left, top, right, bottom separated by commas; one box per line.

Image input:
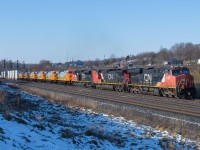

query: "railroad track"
left=18, top=81, right=200, bottom=109
left=14, top=81, right=200, bottom=118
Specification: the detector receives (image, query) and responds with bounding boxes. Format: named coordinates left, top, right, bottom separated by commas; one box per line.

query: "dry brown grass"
left=186, top=65, right=200, bottom=98
left=0, top=91, right=8, bottom=102
left=17, top=84, right=200, bottom=143
left=18, top=86, right=99, bottom=110
left=8, top=85, right=19, bottom=89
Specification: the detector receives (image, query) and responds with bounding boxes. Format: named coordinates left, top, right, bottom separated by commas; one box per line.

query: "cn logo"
left=144, top=74, right=152, bottom=82
left=108, top=74, right=114, bottom=80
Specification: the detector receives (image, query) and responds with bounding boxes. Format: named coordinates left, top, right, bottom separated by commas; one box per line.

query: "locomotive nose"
left=177, top=74, right=194, bottom=88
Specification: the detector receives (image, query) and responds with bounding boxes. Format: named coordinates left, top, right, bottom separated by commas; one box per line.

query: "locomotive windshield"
left=172, top=69, right=190, bottom=76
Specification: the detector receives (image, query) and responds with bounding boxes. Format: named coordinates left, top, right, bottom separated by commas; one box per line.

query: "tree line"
left=1, top=42, right=200, bottom=72
left=130, top=42, right=200, bottom=66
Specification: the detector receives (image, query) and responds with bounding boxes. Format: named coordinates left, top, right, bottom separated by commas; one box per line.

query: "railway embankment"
left=7, top=81, right=200, bottom=143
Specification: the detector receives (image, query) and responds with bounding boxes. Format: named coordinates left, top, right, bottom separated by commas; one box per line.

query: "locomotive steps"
left=2, top=80, right=200, bottom=143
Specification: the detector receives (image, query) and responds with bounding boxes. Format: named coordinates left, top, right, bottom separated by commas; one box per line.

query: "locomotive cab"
left=24, top=72, right=30, bottom=81
left=66, top=70, right=77, bottom=84
left=172, top=67, right=196, bottom=99
left=52, top=71, right=58, bottom=82
left=19, top=72, right=25, bottom=80
left=159, top=67, right=196, bottom=99
left=30, top=72, right=37, bottom=82
left=37, top=71, right=46, bottom=82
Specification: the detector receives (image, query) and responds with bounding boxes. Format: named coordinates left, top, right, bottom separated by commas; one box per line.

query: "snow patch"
left=0, top=84, right=199, bottom=149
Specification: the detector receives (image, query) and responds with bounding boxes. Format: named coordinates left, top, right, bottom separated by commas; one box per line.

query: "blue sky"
left=0, top=0, right=200, bottom=63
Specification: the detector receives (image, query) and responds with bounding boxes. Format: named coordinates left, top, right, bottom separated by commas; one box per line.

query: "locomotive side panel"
left=101, top=70, right=123, bottom=83
left=131, top=68, right=165, bottom=86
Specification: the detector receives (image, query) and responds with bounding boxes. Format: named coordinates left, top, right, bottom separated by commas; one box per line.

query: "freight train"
left=18, top=66, right=196, bottom=100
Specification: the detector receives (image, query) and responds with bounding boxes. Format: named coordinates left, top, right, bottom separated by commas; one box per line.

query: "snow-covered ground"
left=0, top=84, right=199, bottom=150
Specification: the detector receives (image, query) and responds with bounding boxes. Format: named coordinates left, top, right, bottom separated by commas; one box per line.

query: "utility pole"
left=104, top=54, right=105, bottom=66
left=10, top=60, right=12, bottom=69
left=27, top=64, right=30, bottom=72
left=23, top=61, right=25, bottom=72
left=3, top=59, right=6, bottom=70
left=16, top=60, right=19, bottom=70
left=67, top=50, right=68, bottom=62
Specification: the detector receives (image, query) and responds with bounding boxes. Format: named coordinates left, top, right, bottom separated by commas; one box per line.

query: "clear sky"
left=0, top=0, right=200, bottom=63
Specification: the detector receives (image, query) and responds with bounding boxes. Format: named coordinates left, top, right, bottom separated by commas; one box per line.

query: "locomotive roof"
left=141, top=66, right=190, bottom=73
left=66, top=66, right=189, bottom=74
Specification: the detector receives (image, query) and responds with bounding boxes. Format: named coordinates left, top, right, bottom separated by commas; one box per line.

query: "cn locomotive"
left=18, top=66, right=196, bottom=100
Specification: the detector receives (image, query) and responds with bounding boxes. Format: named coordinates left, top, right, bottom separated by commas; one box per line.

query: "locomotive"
left=128, top=66, right=196, bottom=99
left=18, top=66, right=196, bottom=100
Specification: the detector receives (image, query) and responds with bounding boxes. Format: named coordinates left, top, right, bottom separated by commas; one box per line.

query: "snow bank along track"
left=2, top=79, right=200, bottom=142
left=9, top=80, right=200, bottom=120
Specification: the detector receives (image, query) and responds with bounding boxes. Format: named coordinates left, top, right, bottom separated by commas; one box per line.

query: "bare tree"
left=171, top=43, right=185, bottom=60
left=184, top=43, right=194, bottom=62
left=110, top=53, right=116, bottom=63
left=38, top=60, right=53, bottom=71
left=156, top=48, right=170, bottom=63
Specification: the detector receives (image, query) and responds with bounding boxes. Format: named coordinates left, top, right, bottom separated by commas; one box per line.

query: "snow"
left=0, top=83, right=199, bottom=150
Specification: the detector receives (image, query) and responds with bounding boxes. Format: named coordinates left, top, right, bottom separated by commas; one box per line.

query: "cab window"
left=172, top=69, right=190, bottom=76
left=182, top=69, right=190, bottom=74
left=172, top=70, right=180, bottom=76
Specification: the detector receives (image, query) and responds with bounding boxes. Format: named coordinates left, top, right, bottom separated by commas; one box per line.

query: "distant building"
left=163, top=59, right=183, bottom=66
left=76, top=60, right=84, bottom=67
left=197, top=59, right=200, bottom=64
left=65, top=60, right=84, bottom=67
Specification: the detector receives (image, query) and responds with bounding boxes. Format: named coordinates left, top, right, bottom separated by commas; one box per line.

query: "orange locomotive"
left=30, top=72, right=37, bottom=82
left=37, top=71, right=46, bottom=82
left=46, top=71, right=58, bottom=83
left=24, top=72, right=30, bottom=81
left=19, top=72, right=25, bottom=79
left=58, top=69, right=77, bottom=84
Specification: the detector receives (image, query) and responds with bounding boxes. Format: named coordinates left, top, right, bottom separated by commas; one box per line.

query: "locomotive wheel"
left=130, top=88, right=134, bottom=93
left=92, top=84, right=96, bottom=89
left=191, top=95, right=195, bottom=100
left=113, top=86, right=116, bottom=91
left=158, top=89, right=163, bottom=97
left=84, top=84, right=88, bottom=88
left=178, top=94, right=186, bottom=99
left=123, top=85, right=128, bottom=92
left=117, top=85, right=123, bottom=92
left=129, top=88, right=135, bottom=93
left=178, top=91, right=186, bottom=99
